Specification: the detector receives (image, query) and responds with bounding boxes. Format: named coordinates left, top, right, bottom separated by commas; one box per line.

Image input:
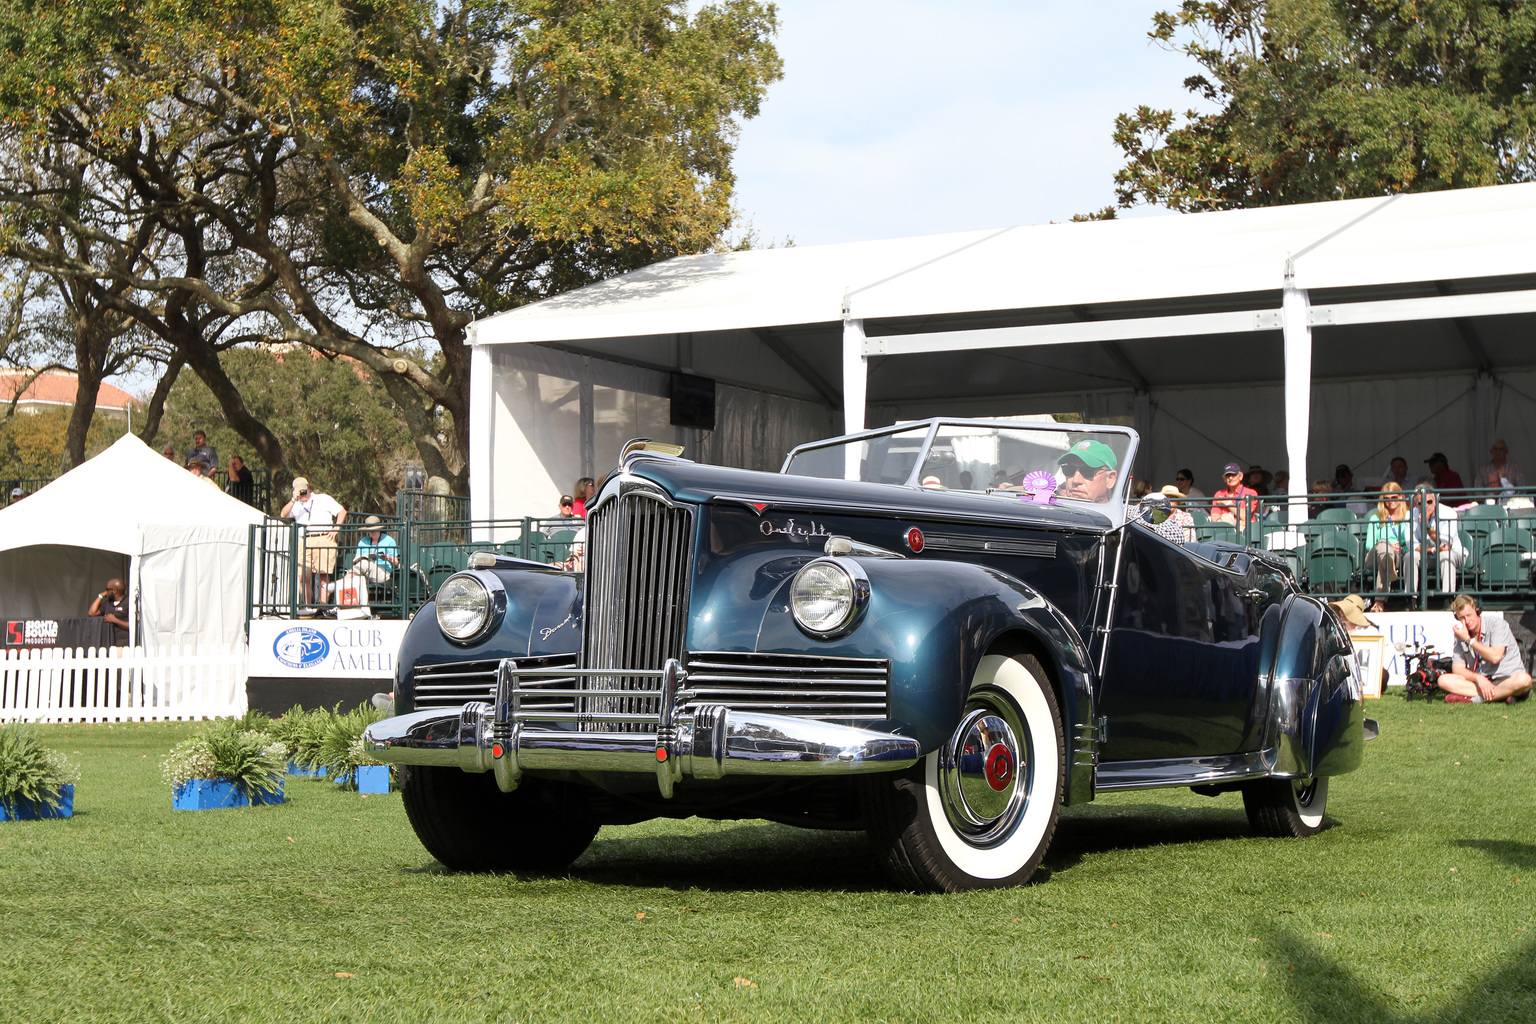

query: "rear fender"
left=1265, top=596, right=1365, bottom=779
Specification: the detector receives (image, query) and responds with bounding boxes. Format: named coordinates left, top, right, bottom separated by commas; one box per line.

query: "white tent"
left=0, top=434, right=268, bottom=648
left=467, top=182, right=1536, bottom=521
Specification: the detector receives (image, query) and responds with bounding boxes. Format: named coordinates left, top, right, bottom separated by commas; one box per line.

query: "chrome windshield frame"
left=781, top=417, right=1141, bottom=518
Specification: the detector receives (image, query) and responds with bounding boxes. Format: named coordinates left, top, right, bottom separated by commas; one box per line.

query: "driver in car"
left=1057, top=440, right=1119, bottom=503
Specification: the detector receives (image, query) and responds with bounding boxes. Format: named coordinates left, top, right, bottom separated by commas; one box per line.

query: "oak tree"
left=1113, top=0, right=1536, bottom=211
left=0, top=0, right=782, bottom=491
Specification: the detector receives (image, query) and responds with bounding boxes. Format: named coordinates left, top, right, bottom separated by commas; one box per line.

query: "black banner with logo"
left=3, top=617, right=117, bottom=649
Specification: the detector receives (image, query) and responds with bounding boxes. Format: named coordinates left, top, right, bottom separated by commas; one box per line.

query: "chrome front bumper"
left=362, top=658, right=922, bottom=798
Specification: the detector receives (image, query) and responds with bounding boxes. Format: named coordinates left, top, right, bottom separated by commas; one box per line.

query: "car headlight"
left=435, top=572, right=505, bottom=643
left=791, top=558, right=870, bottom=637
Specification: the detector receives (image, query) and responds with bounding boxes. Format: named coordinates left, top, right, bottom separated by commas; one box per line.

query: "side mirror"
left=1140, top=494, right=1171, bottom=525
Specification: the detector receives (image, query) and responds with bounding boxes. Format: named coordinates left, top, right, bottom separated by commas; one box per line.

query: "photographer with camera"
left=280, top=476, right=346, bottom=614
left=1444, top=595, right=1532, bottom=704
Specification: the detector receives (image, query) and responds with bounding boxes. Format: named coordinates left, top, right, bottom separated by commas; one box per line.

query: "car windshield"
left=783, top=420, right=1136, bottom=508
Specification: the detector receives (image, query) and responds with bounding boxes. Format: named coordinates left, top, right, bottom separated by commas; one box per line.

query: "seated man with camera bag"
left=1444, top=594, right=1533, bottom=704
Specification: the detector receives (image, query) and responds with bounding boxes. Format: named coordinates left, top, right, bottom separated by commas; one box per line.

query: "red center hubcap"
left=985, top=743, right=1013, bottom=791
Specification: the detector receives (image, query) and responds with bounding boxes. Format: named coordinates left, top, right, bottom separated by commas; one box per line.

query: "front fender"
left=753, top=556, right=1097, bottom=803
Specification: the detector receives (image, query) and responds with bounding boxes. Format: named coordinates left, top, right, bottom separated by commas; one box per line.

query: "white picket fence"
left=0, top=644, right=248, bottom=723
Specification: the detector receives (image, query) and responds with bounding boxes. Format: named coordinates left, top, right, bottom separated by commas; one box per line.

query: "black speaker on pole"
left=670, top=372, right=716, bottom=430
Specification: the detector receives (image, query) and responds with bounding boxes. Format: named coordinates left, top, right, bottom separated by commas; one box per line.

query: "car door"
left=1096, top=527, right=1266, bottom=761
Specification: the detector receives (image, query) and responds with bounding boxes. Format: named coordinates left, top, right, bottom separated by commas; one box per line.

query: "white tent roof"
left=474, top=182, right=1536, bottom=345
left=0, top=432, right=266, bottom=554
left=466, top=183, right=1536, bottom=525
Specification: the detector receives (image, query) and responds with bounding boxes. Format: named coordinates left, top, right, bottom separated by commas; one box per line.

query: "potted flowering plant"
left=0, top=724, right=80, bottom=821
left=269, top=705, right=330, bottom=777
left=161, top=719, right=287, bottom=810
left=316, top=704, right=393, bottom=794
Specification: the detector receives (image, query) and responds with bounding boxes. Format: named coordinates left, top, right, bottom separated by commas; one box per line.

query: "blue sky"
left=728, top=1, right=1204, bottom=246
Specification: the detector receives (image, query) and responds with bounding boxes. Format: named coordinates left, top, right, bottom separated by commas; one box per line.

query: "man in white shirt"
left=1408, top=484, right=1466, bottom=593
left=280, top=476, right=347, bottom=610
left=1476, top=439, right=1524, bottom=504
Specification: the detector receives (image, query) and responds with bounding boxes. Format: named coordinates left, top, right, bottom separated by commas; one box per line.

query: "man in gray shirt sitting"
left=1444, top=594, right=1533, bottom=703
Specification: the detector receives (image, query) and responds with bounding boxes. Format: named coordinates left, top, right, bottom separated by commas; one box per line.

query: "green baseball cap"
left=1058, top=439, right=1118, bottom=471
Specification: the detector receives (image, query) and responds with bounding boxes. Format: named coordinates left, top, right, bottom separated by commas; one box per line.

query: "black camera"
left=1400, top=641, right=1450, bottom=701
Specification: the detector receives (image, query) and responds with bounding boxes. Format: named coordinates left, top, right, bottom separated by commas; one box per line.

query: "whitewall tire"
left=1243, top=776, right=1329, bottom=838
left=870, top=652, right=1065, bottom=892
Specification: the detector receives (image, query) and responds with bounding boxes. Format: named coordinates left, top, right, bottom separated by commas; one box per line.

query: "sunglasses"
left=1061, top=460, right=1106, bottom=478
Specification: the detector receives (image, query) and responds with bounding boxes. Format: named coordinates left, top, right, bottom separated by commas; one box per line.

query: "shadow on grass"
left=1045, top=804, right=1260, bottom=873
left=1266, top=928, right=1536, bottom=1023
left=1450, top=839, right=1536, bottom=870
left=394, top=823, right=890, bottom=890
left=571, top=822, right=890, bottom=892
left=396, top=805, right=1327, bottom=891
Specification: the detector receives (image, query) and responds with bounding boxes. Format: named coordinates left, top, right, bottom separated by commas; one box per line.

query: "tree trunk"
left=173, top=323, right=289, bottom=483
left=136, top=351, right=184, bottom=445
left=61, top=314, right=111, bottom=471
left=61, top=363, right=101, bottom=472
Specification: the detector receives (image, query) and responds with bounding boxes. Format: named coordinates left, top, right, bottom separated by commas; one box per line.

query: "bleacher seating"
left=1460, top=504, right=1505, bottom=571
left=1483, top=527, right=1533, bottom=592
left=1306, top=525, right=1357, bottom=594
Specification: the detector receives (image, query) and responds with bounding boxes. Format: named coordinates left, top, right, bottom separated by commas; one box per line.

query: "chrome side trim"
left=921, top=533, right=1057, bottom=558
left=1094, top=751, right=1271, bottom=791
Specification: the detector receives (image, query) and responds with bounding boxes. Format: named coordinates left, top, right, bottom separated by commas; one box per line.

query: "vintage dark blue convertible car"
left=365, top=419, right=1370, bottom=891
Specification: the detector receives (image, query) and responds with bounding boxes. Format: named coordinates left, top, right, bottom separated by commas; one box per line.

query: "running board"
left=1095, top=751, right=1272, bottom=792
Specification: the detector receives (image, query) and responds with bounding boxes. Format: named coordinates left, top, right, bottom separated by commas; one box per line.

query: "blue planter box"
left=172, top=778, right=284, bottom=810
left=355, top=765, right=391, bottom=794
left=0, top=784, right=74, bottom=821
left=286, top=761, right=327, bottom=777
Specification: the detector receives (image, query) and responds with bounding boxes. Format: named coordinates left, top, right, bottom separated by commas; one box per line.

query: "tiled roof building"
left=0, top=371, right=136, bottom=421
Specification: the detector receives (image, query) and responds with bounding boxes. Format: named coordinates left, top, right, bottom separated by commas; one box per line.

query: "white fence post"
left=0, top=642, right=248, bottom=723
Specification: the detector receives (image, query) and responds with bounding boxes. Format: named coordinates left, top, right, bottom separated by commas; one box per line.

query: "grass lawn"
left=1, top=698, right=1532, bottom=1023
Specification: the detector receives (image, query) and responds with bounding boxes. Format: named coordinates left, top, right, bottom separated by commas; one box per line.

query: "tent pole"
left=1282, top=274, right=1312, bottom=526
left=842, top=318, right=867, bottom=481
left=468, top=331, right=493, bottom=535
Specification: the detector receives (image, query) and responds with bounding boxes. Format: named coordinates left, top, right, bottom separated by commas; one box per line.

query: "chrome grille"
left=411, top=655, right=577, bottom=712
left=580, top=489, right=694, bottom=731
left=683, top=652, right=890, bottom=722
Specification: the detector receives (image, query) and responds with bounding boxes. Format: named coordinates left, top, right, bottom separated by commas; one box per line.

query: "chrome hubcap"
left=938, top=691, right=1030, bottom=846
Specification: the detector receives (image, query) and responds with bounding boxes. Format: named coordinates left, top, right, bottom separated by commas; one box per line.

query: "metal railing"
left=395, top=489, right=470, bottom=524
left=247, top=514, right=585, bottom=622
left=246, top=482, right=1536, bottom=624
left=1, top=476, right=55, bottom=505
left=1162, top=486, right=1536, bottom=609
left=208, top=466, right=273, bottom=513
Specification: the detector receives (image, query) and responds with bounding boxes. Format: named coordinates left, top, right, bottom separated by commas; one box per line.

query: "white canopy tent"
left=0, top=434, right=268, bottom=648
left=469, top=183, right=1536, bottom=520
